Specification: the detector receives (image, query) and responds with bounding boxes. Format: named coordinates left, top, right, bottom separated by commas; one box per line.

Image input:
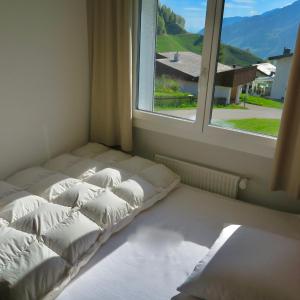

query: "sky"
left=159, top=0, right=296, bottom=32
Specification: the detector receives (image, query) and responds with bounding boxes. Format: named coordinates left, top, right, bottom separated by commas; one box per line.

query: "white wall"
left=178, top=79, right=198, bottom=95
left=214, top=86, right=231, bottom=104
left=134, top=128, right=300, bottom=213
left=271, top=56, right=292, bottom=100
left=0, top=0, right=90, bottom=179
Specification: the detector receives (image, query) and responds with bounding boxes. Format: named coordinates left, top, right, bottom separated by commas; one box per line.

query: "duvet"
left=0, top=144, right=180, bottom=300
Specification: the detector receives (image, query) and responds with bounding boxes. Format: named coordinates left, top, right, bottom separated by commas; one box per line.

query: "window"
left=209, top=0, right=298, bottom=138
left=138, top=0, right=208, bottom=120
left=136, top=0, right=299, bottom=156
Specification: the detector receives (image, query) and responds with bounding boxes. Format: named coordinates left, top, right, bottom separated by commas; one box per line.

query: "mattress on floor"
left=56, top=184, right=300, bottom=300
left=0, top=144, right=180, bottom=300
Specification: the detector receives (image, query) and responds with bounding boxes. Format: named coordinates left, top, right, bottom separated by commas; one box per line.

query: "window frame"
left=134, top=0, right=278, bottom=158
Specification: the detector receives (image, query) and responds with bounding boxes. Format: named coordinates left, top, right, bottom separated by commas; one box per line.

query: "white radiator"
left=155, top=154, right=247, bottom=199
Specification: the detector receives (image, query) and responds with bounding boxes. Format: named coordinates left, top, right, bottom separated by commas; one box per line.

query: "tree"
left=157, top=14, right=166, bottom=35
left=218, top=45, right=225, bottom=63
left=156, top=3, right=187, bottom=35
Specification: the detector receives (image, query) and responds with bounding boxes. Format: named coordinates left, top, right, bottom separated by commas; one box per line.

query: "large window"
left=138, top=0, right=208, bottom=120
left=136, top=0, right=299, bottom=155
left=209, top=0, right=299, bottom=138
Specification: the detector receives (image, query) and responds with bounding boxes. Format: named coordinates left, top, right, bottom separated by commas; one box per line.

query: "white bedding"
left=178, top=225, right=300, bottom=300
left=0, top=144, right=180, bottom=300
left=57, top=184, right=300, bottom=300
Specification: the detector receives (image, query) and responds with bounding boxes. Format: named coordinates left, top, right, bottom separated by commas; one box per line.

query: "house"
left=268, top=48, right=294, bottom=100
left=156, top=51, right=256, bottom=104
left=251, top=62, right=276, bottom=97
left=254, top=62, right=276, bottom=77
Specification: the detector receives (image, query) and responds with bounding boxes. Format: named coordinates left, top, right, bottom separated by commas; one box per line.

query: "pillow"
left=140, top=164, right=180, bottom=188
left=94, top=149, right=132, bottom=164
left=113, top=176, right=157, bottom=208
left=116, top=156, right=155, bottom=174
left=85, top=167, right=131, bottom=188
left=43, top=154, right=80, bottom=172
left=72, top=143, right=109, bottom=158
left=178, top=225, right=300, bottom=300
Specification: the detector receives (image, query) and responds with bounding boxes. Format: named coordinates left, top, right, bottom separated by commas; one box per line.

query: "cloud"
left=225, top=3, right=253, bottom=9
left=184, top=7, right=204, bottom=12
left=225, top=0, right=255, bottom=9
left=232, top=0, right=255, bottom=3
left=249, top=9, right=259, bottom=15
left=225, top=0, right=254, bottom=9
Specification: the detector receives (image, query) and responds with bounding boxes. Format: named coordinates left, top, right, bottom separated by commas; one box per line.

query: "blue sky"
left=159, top=0, right=295, bottom=32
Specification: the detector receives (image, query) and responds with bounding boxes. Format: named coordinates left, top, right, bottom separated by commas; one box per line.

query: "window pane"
left=138, top=0, right=208, bottom=121
left=210, top=0, right=299, bottom=137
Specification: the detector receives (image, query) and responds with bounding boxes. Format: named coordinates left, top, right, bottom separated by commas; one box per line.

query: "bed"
left=1, top=143, right=300, bottom=300
left=0, top=144, right=180, bottom=300
left=56, top=183, right=300, bottom=300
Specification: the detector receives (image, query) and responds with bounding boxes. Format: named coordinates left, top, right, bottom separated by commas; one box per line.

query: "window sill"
left=133, top=109, right=276, bottom=159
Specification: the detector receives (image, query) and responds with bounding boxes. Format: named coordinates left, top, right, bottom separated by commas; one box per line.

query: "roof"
left=156, top=51, right=257, bottom=87
left=253, top=62, right=276, bottom=76
left=268, top=53, right=293, bottom=61
left=215, top=66, right=257, bottom=88
left=157, top=52, right=232, bottom=78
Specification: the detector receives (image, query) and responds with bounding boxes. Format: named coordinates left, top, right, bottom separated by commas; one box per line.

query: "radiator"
left=155, top=154, right=247, bottom=199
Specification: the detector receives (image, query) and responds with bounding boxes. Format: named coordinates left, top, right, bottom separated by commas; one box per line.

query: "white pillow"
left=27, top=174, right=80, bottom=201
left=11, top=203, right=71, bottom=236
left=42, top=211, right=101, bottom=264
left=0, top=181, right=21, bottom=198
left=140, top=164, right=180, bottom=188
left=113, top=176, right=157, bottom=208
left=94, top=149, right=132, bottom=164
left=0, top=191, right=47, bottom=223
left=80, top=190, right=132, bottom=228
left=178, top=225, right=300, bottom=300
left=72, top=143, right=110, bottom=158
left=43, top=154, right=80, bottom=172
left=6, top=167, right=54, bottom=190
left=63, top=159, right=105, bottom=180
left=53, top=183, right=102, bottom=208
left=85, top=168, right=131, bottom=188
left=116, top=156, right=155, bottom=174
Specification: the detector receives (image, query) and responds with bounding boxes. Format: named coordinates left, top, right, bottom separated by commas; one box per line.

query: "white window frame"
left=134, top=0, right=277, bottom=158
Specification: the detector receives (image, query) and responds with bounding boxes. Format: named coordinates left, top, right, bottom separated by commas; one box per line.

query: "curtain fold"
left=271, top=27, right=300, bottom=199
left=87, top=0, right=137, bottom=152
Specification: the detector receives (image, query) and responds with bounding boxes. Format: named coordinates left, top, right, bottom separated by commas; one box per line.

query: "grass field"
left=154, top=104, right=196, bottom=111
left=154, top=102, right=247, bottom=111
left=156, top=34, right=204, bottom=55
left=240, top=94, right=283, bottom=109
left=214, top=118, right=280, bottom=137
left=155, top=91, right=191, bottom=98
left=214, top=104, right=247, bottom=110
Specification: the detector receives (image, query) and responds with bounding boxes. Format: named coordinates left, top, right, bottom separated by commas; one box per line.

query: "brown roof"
left=215, top=66, right=257, bottom=87
left=157, top=52, right=232, bottom=78
left=156, top=51, right=257, bottom=87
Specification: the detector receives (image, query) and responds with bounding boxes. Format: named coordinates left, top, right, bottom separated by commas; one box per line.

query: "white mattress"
left=1, top=143, right=180, bottom=300
left=57, top=184, right=300, bottom=300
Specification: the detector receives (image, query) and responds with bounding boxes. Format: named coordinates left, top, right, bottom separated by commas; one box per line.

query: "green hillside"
left=157, top=3, right=186, bottom=35
left=156, top=34, right=262, bottom=67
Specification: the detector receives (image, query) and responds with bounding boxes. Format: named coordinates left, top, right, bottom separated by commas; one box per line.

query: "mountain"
left=199, top=16, right=246, bottom=34
left=157, top=3, right=187, bottom=35
left=222, top=16, right=247, bottom=27
left=156, top=34, right=262, bottom=67
left=219, top=0, right=300, bottom=58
